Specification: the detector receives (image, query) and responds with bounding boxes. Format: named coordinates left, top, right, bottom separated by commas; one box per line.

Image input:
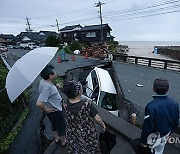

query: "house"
left=60, top=23, right=114, bottom=45
left=0, top=36, right=7, bottom=45
left=80, top=24, right=113, bottom=44
left=0, top=34, right=16, bottom=45
left=16, top=32, right=47, bottom=47
left=60, top=24, right=82, bottom=45
left=39, top=31, right=58, bottom=37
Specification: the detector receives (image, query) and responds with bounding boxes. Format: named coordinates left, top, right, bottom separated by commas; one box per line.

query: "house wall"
left=61, top=31, right=81, bottom=43
left=81, top=28, right=112, bottom=44
left=81, top=30, right=101, bottom=43
left=61, top=25, right=113, bottom=44
left=0, top=37, right=7, bottom=45
left=20, top=42, right=36, bottom=48
left=102, top=27, right=112, bottom=42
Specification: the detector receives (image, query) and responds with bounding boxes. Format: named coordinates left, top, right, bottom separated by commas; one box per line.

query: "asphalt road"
left=5, top=53, right=41, bottom=154
left=113, top=61, right=180, bottom=124
left=5, top=49, right=180, bottom=153
left=5, top=49, right=135, bottom=154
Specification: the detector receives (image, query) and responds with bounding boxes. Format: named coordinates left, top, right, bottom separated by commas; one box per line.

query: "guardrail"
left=113, top=54, right=180, bottom=71
left=0, top=55, right=11, bottom=70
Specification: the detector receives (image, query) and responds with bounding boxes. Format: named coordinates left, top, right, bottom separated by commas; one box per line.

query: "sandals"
left=61, top=141, right=67, bottom=147
left=55, top=140, right=60, bottom=144
left=54, top=138, right=67, bottom=147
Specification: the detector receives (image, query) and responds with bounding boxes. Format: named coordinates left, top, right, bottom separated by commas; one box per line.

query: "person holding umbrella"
left=62, top=80, right=106, bottom=154
left=36, top=64, right=67, bottom=146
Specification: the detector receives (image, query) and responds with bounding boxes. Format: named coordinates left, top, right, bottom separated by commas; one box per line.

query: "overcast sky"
left=0, top=0, right=180, bottom=41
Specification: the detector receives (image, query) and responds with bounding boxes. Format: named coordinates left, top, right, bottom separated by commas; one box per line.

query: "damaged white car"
left=85, top=67, right=119, bottom=116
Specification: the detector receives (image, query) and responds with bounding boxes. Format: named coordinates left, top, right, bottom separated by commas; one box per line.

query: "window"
left=86, top=32, right=96, bottom=37
left=107, top=32, right=110, bottom=37
left=99, top=92, right=118, bottom=111
left=64, top=33, right=67, bottom=37
left=74, top=33, right=77, bottom=37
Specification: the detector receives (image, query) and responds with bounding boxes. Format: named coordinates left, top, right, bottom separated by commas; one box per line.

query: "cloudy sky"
left=0, top=0, right=180, bottom=41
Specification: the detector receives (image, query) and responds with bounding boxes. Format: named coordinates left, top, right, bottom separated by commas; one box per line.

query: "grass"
left=0, top=108, right=29, bottom=154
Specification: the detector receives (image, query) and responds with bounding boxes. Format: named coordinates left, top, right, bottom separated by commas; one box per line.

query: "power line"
left=0, top=6, right=95, bottom=23
left=104, top=0, right=180, bottom=17
left=32, top=7, right=95, bottom=19
left=32, top=16, right=98, bottom=30
left=102, top=0, right=180, bottom=21
left=0, top=18, right=25, bottom=24
left=105, top=8, right=180, bottom=21
left=105, top=3, right=180, bottom=19
left=57, top=16, right=98, bottom=26
left=105, top=0, right=120, bottom=4
left=1, top=0, right=180, bottom=34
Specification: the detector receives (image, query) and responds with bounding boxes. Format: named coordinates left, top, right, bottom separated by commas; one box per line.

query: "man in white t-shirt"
left=36, top=64, right=66, bottom=146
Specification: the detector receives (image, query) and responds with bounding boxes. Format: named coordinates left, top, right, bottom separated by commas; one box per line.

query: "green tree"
left=45, top=35, right=61, bottom=47
left=106, top=41, right=119, bottom=51
left=69, top=41, right=82, bottom=51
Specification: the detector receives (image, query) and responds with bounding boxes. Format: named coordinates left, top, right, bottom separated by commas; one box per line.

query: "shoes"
left=61, top=142, right=67, bottom=147
left=55, top=140, right=60, bottom=144
left=54, top=138, right=67, bottom=147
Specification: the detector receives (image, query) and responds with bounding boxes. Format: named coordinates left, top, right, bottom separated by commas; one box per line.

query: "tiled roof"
left=39, top=31, right=58, bottom=36
left=60, top=24, right=82, bottom=31
left=18, top=32, right=46, bottom=41
left=0, top=34, right=16, bottom=39
left=80, top=24, right=111, bottom=31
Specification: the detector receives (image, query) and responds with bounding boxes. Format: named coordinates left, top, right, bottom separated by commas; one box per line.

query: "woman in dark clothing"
left=63, top=80, right=106, bottom=154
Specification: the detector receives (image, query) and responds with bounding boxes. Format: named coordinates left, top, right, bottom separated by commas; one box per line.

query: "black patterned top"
left=67, top=100, right=98, bottom=117
left=65, top=100, right=101, bottom=154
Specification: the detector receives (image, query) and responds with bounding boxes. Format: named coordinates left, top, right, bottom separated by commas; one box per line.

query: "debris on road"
left=136, top=84, right=143, bottom=87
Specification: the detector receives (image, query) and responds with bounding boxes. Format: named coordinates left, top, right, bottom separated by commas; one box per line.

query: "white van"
left=85, top=67, right=119, bottom=116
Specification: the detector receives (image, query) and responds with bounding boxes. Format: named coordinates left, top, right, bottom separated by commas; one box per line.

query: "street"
left=4, top=49, right=180, bottom=154
left=5, top=49, right=135, bottom=154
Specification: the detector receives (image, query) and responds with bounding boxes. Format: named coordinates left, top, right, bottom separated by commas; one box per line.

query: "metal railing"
left=113, top=54, right=180, bottom=71
left=0, top=55, right=11, bottom=70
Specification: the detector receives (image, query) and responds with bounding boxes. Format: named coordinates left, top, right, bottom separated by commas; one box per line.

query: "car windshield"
left=90, top=70, right=99, bottom=100
left=99, top=92, right=118, bottom=111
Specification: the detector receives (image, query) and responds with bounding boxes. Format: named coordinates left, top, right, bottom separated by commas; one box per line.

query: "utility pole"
left=56, top=19, right=61, bottom=40
left=56, top=19, right=60, bottom=34
left=25, top=16, right=32, bottom=32
left=94, top=1, right=105, bottom=44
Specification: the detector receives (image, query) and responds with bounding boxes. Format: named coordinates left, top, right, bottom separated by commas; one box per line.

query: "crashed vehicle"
left=85, top=67, right=119, bottom=116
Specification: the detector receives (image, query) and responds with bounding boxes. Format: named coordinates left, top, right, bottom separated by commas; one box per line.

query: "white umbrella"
left=6, top=47, right=58, bottom=102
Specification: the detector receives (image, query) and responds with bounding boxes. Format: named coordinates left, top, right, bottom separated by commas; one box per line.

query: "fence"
left=113, top=54, right=180, bottom=71
left=0, top=56, right=25, bottom=141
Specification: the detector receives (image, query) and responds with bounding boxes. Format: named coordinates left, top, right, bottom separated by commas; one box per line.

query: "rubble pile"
left=80, top=44, right=109, bottom=59
left=79, top=44, right=129, bottom=59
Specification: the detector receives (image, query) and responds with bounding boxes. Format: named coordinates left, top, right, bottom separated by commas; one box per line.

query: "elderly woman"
left=63, top=80, right=106, bottom=154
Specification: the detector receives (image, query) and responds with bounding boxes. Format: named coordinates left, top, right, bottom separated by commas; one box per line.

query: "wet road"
left=5, top=49, right=135, bottom=154
left=5, top=49, right=180, bottom=153
left=113, top=61, right=180, bottom=124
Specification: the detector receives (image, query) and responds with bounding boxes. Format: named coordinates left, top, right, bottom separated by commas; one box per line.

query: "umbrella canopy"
left=6, top=47, right=58, bottom=102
